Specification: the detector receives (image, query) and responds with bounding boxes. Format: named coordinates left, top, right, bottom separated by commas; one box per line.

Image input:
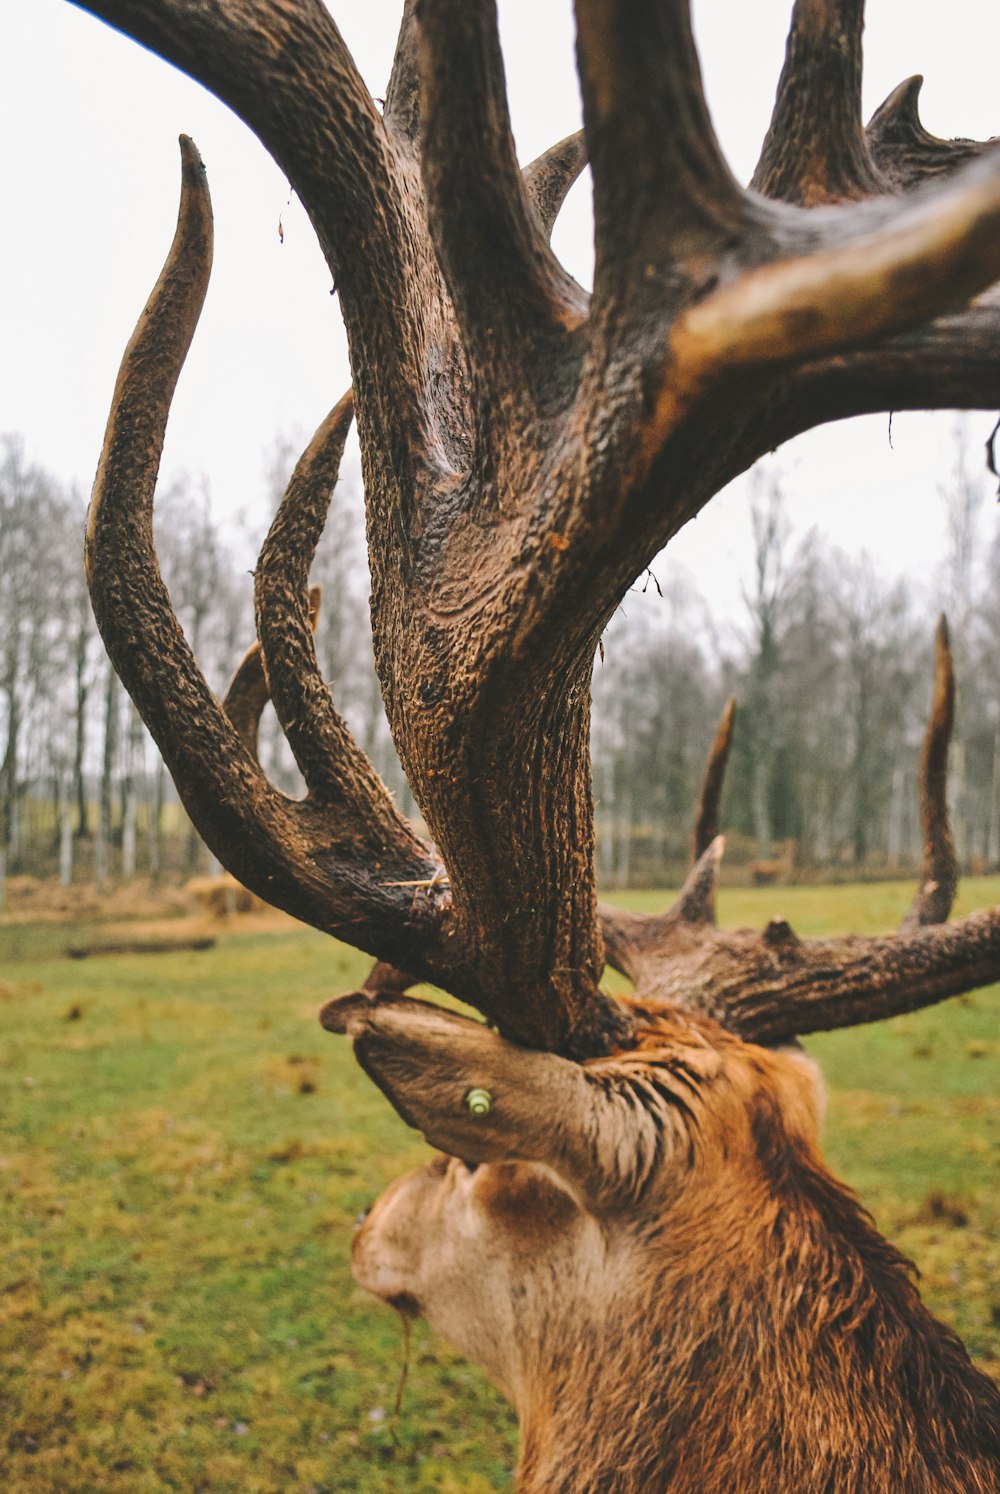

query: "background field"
left=2, top=881, right=999, bottom=1492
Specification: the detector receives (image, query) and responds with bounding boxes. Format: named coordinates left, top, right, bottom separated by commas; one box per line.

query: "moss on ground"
left=1, top=880, right=998, bottom=1489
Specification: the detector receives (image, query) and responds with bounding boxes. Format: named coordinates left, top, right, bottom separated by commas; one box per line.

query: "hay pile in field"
left=184, top=874, right=266, bottom=921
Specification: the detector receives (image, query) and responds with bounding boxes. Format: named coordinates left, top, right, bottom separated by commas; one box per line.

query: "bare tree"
left=69, top=566, right=96, bottom=846
left=740, top=472, right=800, bottom=859
left=93, top=656, right=120, bottom=893
left=0, top=437, right=71, bottom=896
left=592, top=576, right=720, bottom=886
left=66, top=0, right=1000, bottom=1486
left=834, top=560, right=920, bottom=867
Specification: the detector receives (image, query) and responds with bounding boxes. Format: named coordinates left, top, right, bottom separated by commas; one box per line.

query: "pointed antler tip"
left=887, top=75, right=924, bottom=113
left=178, top=134, right=205, bottom=172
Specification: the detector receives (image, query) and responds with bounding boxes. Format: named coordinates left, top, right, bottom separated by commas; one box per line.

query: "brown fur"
left=349, top=1004, right=1000, bottom=1492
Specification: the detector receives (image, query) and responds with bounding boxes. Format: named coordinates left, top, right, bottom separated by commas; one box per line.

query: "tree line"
left=2, top=428, right=999, bottom=902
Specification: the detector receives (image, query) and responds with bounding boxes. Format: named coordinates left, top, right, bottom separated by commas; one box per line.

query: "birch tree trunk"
left=95, top=659, right=119, bottom=894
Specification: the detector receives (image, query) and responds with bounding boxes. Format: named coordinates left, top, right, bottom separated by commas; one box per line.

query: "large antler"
left=76, top=0, right=1000, bottom=1059
left=600, top=617, right=1000, bottom=1046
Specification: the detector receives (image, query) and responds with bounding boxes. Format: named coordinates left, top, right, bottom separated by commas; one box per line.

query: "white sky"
left=2, top=1, right=1000, bottom=617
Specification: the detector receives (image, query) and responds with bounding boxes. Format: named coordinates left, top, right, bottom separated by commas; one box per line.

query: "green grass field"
left=1, top=881, right=998, bottom=1492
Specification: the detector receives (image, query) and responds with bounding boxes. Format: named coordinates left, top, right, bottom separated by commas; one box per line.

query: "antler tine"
left=867, top=76, right=999, bottom=193
left=660, top=704, right=736, bottom=928
left=597, top=835, right=726, bottom=980
left=752, top=0, right=884, bottom=205
left=417, top=0, right=583, bottom=416
left=253, top=396, right=350, bottom=789
left=85, top=136, right=267, bottom=831
left=598, top=697, right=734, bottom=978
left=598, top=833, right=726, bottom=979
left=575, top=0, right=743, bottom=317
left=222, top=586, right=322, bottom=762
left=87, top=137, right=457, bottom=983
left=901, top=614, right=958, bottom=931
left=83, top=137, right=312, bottom=904
left=222, top=642, right=269, bottom=762
left=522, top=130, right=589, bottom=243
left=692, top=698, right=736, bottom=863
left=390, top=3, right=587, bottom=278
left=668, top=834, right=726, bottom=927
left=256, top=392, right=440, bottom=871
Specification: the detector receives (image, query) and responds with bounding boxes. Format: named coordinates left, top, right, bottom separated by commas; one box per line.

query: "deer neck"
left=514, top=1151, right=1000, bottom=1494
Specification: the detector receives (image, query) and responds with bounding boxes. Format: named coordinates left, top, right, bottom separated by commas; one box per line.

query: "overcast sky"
left=2, top=1, right=1000, bottom=617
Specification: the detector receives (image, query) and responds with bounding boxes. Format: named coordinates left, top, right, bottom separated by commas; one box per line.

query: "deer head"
left=327, top=629, right=1000, bottom=1490
left=333, top=997, right=827, bottom=1447
left=71, top=0, right=1000, bottom=1487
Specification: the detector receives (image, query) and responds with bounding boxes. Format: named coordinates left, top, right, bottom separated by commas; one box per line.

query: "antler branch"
left=901, top=615, right=958, bottom=931
left=575, top=0, right=743, bottom=311
left=602, top=617, right=1000, bottom=1044
left=222, top=584, right=321, bottom=760
left=752, top=0, right=883, bottom=204
left=692, top=699, right=736, bottom=862
left=773, top=302, right=1000, bottom=440
left=644, top=911, right=1000, bottom=1047
left=73, top=0, right=453, bottom=520
left=86, top=138, right=453, bottom=982
left=670, top=158, right=1000, bottom=389
left=418, top=0, right=583, bottom=411
left=522, top=131, right=589, bottom=242
left=600, top=699, right=734, bottom=979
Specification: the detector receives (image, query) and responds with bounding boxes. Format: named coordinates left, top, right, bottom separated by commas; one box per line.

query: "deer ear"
left=320, top=993, right=656, bottom=1208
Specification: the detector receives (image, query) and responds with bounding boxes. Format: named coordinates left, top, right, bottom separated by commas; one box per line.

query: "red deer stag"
left=72, top=0, right=1000, bottom=1487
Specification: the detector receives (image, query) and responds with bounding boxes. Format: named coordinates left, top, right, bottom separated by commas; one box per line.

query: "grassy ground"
left=1, top=881, right=998, bottom=1491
